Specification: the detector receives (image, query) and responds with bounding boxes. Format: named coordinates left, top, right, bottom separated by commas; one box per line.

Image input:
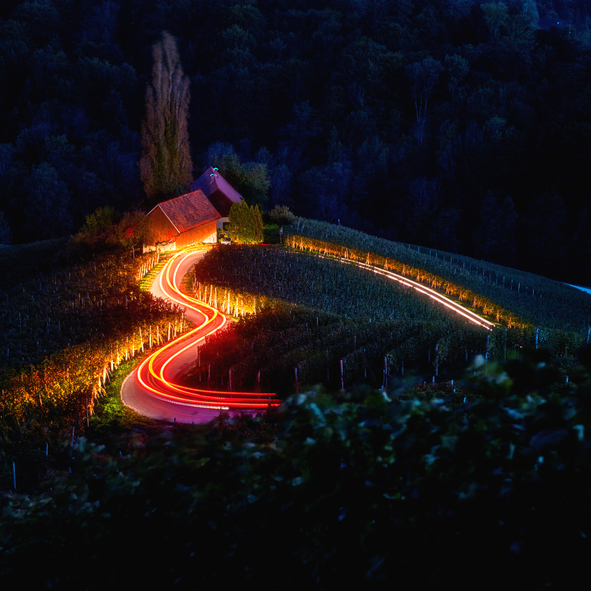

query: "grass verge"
left=263, top=223, right=281, bottom=244
left=88, top=346, right=210, bottom=455
left=139, top=254, right=173, bottom=291
left=90, top=357, right=161, bottom=432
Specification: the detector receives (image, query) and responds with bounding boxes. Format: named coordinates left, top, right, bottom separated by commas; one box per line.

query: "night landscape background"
left=1, top=1, right=591, bottom=589
left=1, top=0, right=591, bottom=283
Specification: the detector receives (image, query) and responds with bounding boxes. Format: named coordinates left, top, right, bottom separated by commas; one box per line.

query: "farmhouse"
left=190, top=166, right=243, bottom=217
left=145, top=189, right=221, bottom=250
left=145, top=168, right=244, bottom=251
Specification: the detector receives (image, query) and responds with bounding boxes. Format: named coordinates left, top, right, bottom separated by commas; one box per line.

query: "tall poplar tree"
left=141, top=32, right=193, bottom=204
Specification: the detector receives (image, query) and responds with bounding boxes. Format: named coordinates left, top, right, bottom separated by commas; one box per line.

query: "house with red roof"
left=145, top=168, right=244, bottom=250
left=145, top=189, right=221, bottom=250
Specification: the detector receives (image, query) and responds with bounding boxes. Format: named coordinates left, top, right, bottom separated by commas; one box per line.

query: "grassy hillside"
left=287, top=218, right=591, bottom=333
left=0, top=239, right=68, bottom=278
left=187, top=233, right=589, bottom=397
left=0, top=240, right=185, bottom=489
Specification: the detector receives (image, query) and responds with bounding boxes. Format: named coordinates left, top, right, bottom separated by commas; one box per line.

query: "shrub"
left=269, top=204, right=296, bottom=226
left=228, top=201, right=264, bottom=244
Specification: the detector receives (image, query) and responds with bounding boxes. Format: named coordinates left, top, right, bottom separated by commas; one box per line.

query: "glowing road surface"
left=337, top=257, right=495, bottom=331
left=121, top=247, right=279, bottom=424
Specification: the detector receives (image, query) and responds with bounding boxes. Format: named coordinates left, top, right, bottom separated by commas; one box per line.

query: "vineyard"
left=286, top=218, right=591, bottom=335
left=0, top=244, right=187, bottom=489
left=186, top=245, right=522, bottom=396
left=2, top=231, right=591, bottom=588
left=1, top=223, right=589, bottom=489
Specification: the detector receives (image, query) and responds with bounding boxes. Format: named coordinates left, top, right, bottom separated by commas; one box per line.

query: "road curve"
left=121, top=246, right=279, bottom=424
left=338, top=257, right=496, bottom=330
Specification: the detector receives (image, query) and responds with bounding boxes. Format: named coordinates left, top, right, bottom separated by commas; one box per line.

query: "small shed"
left=190, top=166, right=243, bottom=222
left=145, top=190, right=220, bottom=250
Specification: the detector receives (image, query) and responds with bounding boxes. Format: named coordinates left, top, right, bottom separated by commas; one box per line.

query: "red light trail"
left=123, top=244, right=492, bottom=423
left=123, top=246, right=279, bottom=419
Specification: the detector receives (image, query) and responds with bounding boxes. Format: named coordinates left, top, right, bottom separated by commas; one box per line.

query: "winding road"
left=338, top=257, right=495, bottom=330
left=122, top=244, right=495, bottom=424
left=121, top=246, right=279, bottom=424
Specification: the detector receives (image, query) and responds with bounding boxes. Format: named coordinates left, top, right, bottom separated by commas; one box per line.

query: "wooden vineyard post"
left=340, top=360, right=344, bottom=390
left=435, top=344, right=439, bottom=377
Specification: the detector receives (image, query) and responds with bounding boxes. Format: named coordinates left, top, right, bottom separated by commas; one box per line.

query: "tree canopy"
left=0, top=0, right=590, bottom=282
left=2, top=355, right=591, bottom=590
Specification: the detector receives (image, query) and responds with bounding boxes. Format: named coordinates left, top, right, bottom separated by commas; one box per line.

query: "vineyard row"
left=289, top=218, right=591, bottom=333
left=0, top=251, right=187, bottom=452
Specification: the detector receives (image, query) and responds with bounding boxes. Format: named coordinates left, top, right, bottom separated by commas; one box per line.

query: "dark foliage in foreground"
left=2, top=356, right=590, bottom=590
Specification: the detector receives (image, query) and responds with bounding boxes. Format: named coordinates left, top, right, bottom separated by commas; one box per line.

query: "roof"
left=148, top=190, right=221, bottom=233
left=190, top=166, right=243, bottom=217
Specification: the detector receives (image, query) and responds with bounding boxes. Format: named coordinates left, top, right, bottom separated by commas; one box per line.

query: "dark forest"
left=1, top=0, right=590, bottom=284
